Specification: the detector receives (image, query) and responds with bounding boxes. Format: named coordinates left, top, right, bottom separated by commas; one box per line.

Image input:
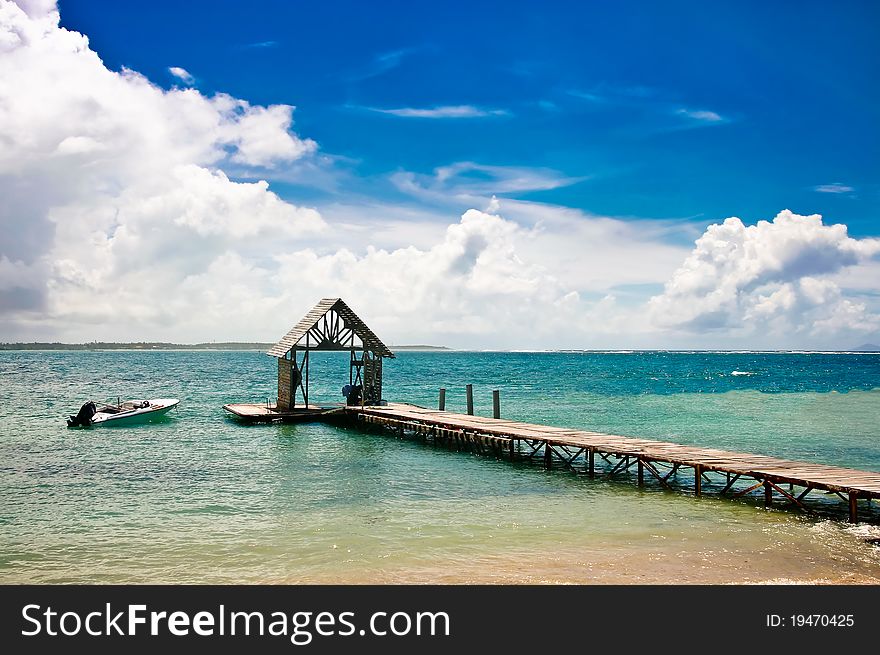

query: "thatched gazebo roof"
left=267, top=298, right=394, bottom=358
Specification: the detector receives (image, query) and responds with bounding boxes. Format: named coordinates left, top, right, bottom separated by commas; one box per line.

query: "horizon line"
left=1, top=341, right=878, bottom=353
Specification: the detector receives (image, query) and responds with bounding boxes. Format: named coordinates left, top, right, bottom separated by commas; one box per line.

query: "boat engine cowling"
left=67, top=401, right=97, bottom=428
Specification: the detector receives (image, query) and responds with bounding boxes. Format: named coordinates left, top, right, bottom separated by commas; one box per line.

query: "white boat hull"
left=89, top=398, right=179, bottom=426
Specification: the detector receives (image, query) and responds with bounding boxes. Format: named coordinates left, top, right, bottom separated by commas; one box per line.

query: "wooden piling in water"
left=439, top=388, right=446, bottom=411
left=492, top=389, right=500, bottom=419
left=466, top=384, right=474, bottom=415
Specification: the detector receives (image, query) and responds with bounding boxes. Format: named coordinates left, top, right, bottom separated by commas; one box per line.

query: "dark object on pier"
left=342, top=384, right=362, bottom=406
left=67, top=400, right=97, bottom=427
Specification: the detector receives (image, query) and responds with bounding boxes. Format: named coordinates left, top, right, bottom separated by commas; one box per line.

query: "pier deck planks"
left=348, top=403, right=880, bottom=520
left=223, top=403, right=340, bottom=422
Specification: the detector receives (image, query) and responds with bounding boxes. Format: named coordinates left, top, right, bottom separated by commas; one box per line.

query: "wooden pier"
left=220, top=298, right=880, bottom=523
left=223, top=403, right=343, bottom=423
left=225, top=297, right=395, bottom=422
left=348, top=402, right=880, bottom=523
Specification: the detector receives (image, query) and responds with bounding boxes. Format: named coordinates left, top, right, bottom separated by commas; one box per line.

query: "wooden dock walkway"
left=349, top=403, right=880, bottom=523
left=223, top=403, right=343, bottom=423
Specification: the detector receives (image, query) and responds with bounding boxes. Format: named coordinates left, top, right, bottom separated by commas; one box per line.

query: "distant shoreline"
left=1, top=342, right=878, bottom=353
left=0, top=342, right=275, bottom=351
left=0, top=342, right=452, bottom=351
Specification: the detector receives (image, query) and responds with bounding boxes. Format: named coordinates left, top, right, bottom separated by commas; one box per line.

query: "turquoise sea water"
left=2, top=350, right=879, bottom=584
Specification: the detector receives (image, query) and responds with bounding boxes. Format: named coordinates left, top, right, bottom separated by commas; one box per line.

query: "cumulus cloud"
left=168, top=66, right=194, bottom=85
left=7, top=0, right=52, bottom=18
left=298, top=195, right=694, bottom=332
left=1, top=1, right=876, bottom=351
left=202, top=205, right=653, bottom=349
left=0, top=1, right=593, bottom=346
left=38, top=191, right=687, bottom=348
left=648, top=210, right=880, bottom=337
left=0, top=0, right=321, bottom=329
left=225, top=102, right=315, bottom=166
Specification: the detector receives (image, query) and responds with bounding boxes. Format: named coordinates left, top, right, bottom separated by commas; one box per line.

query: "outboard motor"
left=67, top=401, right=97, bottom=428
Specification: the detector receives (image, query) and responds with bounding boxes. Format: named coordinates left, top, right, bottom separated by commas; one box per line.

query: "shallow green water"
left=2, top=351, right=879, bottom=583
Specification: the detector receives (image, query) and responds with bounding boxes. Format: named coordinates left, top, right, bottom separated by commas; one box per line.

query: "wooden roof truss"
left=269, top=298, right=393, bottom=410
left=267, top=298, right=394, bottom=359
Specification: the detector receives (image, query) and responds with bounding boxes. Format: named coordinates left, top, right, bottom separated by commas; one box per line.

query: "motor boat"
left=67, top=398, right=179, bottom=427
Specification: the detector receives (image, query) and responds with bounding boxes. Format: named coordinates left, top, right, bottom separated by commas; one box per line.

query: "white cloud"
left=225, top=102, right=316, bottom=166
left=7, top=0, right=52, bottom=18
left=648, top=210, right=880, bottom=337
left=365, top=105, right=508, bottom=118
left=814, top=182, right=854, bottom=194
left=234, top=198, right=691, bottom=348
left=0, top=0, right=321, bottom=329
left=223, top=206, right=653, bottom=348
left=168, top=66, right=194, bottom=85
left=0, top=1, right=876, bottom=351
left=675, top=108, right=724, bottom=122
left=495, top=200, right=692, bottom=292
left=392, top=161, right=586, bottom=198
left=21, top=190, right=693, bottom=347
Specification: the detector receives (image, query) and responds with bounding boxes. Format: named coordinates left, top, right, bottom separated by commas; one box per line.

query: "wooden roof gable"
left=267, top=298, right=394, bottom=358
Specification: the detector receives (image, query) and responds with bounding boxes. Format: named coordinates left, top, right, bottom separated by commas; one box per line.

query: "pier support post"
left=439, top=388, right=446, bottom=411
left=637, top=459, right=644, bottom=487
left=694, top=465, right=702, bottom=496
left=764, top=481, right=773, bottom=507
left=544, top=442, right=552, bottom=469
left=849, top=492, right=858, bottom=523
left=492, top=390, right=500, bottom=419
left=588, top=448, right=595, bottom=478
left=466, top=384, right=474, bottom=415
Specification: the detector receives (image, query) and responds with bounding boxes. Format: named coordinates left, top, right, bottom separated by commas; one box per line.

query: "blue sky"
left=59, top=0, right=879, bottom=235
left=0, top=0, right=877, bottom=347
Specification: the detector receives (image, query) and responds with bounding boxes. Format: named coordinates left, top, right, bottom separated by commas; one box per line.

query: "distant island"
left=0, top=342, right=452, bottom=351
left=0, top=342, right=273, bottom=351
left=389, top=345, right=451, bottom=351
left=853, top=343, right=880, bottom=352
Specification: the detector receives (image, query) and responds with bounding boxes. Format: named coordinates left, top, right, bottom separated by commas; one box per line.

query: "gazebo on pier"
left=268, top=297, right=395, bottom=409
left=223, top=298, right=395, bottom=422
